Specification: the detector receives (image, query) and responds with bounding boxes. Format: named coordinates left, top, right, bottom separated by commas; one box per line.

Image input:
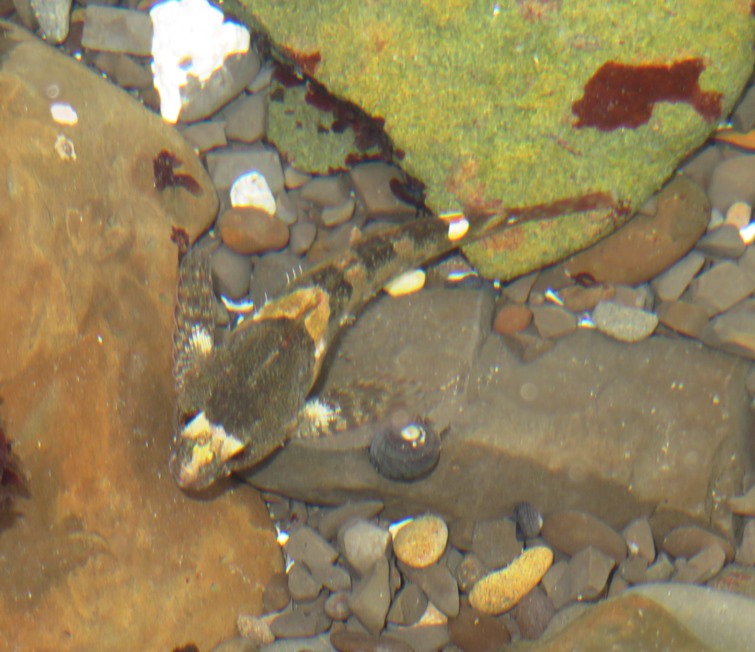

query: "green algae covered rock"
left=233, top=0, right=753, bottom=279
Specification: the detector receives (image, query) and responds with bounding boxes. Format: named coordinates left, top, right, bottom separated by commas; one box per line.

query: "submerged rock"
left=235, top=0, right=754, bottom=279
left=0, top=22, right=281, bottom=651
left=244, top=287, right=752, bottom=541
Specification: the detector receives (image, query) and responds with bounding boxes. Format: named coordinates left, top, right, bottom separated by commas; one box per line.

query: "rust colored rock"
left=563, top=177, right=710, bottom=285
left=0, top=23, right=281, bottom=651
left=218, top=206, right=290, bottom=255
left=493, top=304, right=533, bottom=335
left=541, top=510, right=627, bottom=563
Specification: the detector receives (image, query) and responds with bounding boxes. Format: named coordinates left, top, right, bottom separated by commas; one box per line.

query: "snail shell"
left=369, top=417, right=441, bottom=482
left=513, top=501, right=543, bottom=540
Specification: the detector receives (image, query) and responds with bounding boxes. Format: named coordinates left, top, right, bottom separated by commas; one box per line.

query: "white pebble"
left=384, top=269, right=426, bottom=297
left=230, top=170, right=276, bottom=215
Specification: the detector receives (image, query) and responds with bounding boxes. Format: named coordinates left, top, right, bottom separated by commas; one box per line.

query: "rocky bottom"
left=1, top=2, right=754, bottom=651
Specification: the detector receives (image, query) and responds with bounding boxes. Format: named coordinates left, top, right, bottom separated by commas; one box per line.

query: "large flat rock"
left=235, top=0, right=754, bottom=278
left=0, top=22, right=280, bottom=651
left=245, top=288, right=752, bottom=541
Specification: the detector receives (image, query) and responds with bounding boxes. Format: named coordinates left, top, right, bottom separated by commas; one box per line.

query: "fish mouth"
left=169, top=411, right=245, bottom=490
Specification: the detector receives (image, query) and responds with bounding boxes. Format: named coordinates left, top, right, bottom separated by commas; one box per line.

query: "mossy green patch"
left=231, top=0, right=754, bottom=278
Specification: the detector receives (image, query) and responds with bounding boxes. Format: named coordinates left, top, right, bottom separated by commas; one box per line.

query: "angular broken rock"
left=244, top=287, right=751, bottom=543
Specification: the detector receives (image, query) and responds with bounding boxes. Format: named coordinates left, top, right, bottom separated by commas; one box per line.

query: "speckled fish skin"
left=170, top=196, right=616, bottom=490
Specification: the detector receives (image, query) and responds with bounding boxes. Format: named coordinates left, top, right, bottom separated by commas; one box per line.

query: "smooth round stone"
left=337, top=518, right=391, bottom=577
left=218, top=207, right=290, bottom=255
left=469, top=546, right=553, bottom=615
left=512, top=585, right=555, bottom=640
left=321, top=198, right=357, bottom=227
left=210, top=245, right=252, bottom=299
left=263, top=571, right=291, bottom=612
left=392, top=514, right=448, bottom=569
left=708, top=155, right=755, bottom=213
left=541, top=510, right=627, bottom=563
left=289, top=221, right=318, bottom=255
left=493, top=304, right=532, bottom=335
left=563, top=176, right=710, bottom=285
left=448, top=603, right=511, bottom=652
left=725, top=201, right=752, bottom=230
left=592, top=300, right=659, bottom=343
left=324, top=592, right=351, bottom=621
left=455, top=553, right=488, bottom=593
left=662, top=525, right=735, bottom=563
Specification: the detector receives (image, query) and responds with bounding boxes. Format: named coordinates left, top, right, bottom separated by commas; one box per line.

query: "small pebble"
left=511, top=585, right=555, bottom=640
left=392, top=514, right=448, bottom=568
left=263, top=571, right=291, bottom=612
left=224, top=92, right=268, bottom=143
left=285, top=525, right=339, bottom=568
left=644, top=553, right=675, bottom=582
left=662, top=525, right=735, bottom=563
left=541, top=510, right=627, bottom=563
left=688, top=261, right=755, bottom=315
left=707, top=155, right=755, bottom=213
left=386, top=583, right=428, bottom=626
left=299, top=174, right=351, bottom=207
left=736, top=518, right=755, bottom=566
left=455, top=553, right=488, bottom=592
left=728, top=485, right=755, bottom=516
left=349, top=161, right=417, bottom=221
left=400, top=562, right=460, bottom=618
left=493, top=304, right=532, bottom=335
left=321, top=198, right=357, bottom=228
left=180, top=120, right=228, bottom=154
left=337, top=518, right=391, bottom=577
left=723, top=197, right=753, bottom=228
left=211, top=245, right=251, bottom=299
left=530, top=305, right=577, bottom=339
left=230, top=170, right=277, bottom=214
left=622, top=517, right=655, bottom=563
left=672, top=544, right=726, bottom=583
left=695, top=224, right=747, bottom=258
left=657, top=300, right=710, bottom=338
left=384, top=269, right=426, bottom=298
left=323, top=592, right=351, bottom=621
left=554, top=545, right=615, bottom=606
left=348, top=557, right=391, bottom=635
left=560, top=283, right=615, bottom=312
left=469, top=546, right=553, bottom=615
left=651, top=250, right=706, bottom=302
left=236, top=614, right=274, bottom=646
left=472, top=518, right=521, bottom=569
left=592, top=300, right=658, bottom=343
left=287, top=562, right=322, bottom=602
left=700, top=299, right=755, bottom=358
left=218, top=207, right=289, bottom=255
left=447, top=603, right=511, bottom=652
left=82, top=5, right=152, bottom=56
left=618, top=555, right=649, bottom=585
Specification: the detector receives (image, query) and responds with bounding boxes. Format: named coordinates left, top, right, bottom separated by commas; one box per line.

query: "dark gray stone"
left=244, top=288, right=752, bottom=541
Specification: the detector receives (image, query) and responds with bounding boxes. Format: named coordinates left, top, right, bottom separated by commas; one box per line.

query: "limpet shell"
left=369, top=418, right=440, bottom=482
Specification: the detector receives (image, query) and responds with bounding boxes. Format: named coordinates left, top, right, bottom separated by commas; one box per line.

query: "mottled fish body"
left=171, top=193, right=617, bottom=489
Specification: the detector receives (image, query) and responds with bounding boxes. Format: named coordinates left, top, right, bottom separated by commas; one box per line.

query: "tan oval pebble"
left=724, top=201, right=752, bottom=230
left=393, top=514, right=448, bottom=568
left=541, top=509, right=627, bottom=563
left=493, top=304, right=532, bottom=335
left=218, top=207, right=289, bottom=255
left=662, top=525, right=735, bottom=563
left=469, top=546, right=553, bottom=615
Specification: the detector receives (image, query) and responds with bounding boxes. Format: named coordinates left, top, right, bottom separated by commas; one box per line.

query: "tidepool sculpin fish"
left=170, top=192, right=619, bottom=490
